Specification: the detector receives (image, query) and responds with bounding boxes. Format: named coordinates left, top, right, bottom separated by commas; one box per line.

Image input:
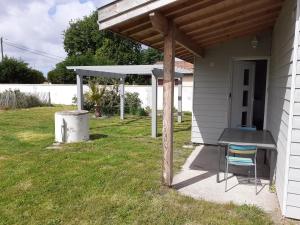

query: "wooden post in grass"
left=151, top=74, right=157, bottom=138
left=162, top=21, right=175, bottom=186
left=177, top=77, right=183, bottom=123
left=76, top=74, right=83, bottom=110
left=120, top=77, right=125, bottom=120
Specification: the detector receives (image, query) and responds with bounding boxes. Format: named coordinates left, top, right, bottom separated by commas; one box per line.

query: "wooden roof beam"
left=149, top=12, right=204, bottom=58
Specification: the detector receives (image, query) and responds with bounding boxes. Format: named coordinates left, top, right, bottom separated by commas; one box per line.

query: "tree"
left=47, top=53, right=115, bottom=84
left=140, top=47, right=163, bottom=64
left=50, top=11, right=164, bottom=84
left=64, top=12, right=141, bottom=64
left=0, top=57, right=45, bottom=84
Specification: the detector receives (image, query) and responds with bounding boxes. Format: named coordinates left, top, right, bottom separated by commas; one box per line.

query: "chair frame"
left=225, top=144, right=258, bottom=194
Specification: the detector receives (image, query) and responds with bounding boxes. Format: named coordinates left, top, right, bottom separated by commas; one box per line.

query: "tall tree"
left=64, top=12, right=141, bottom=64
left=50, top=11, right=163, bottom=84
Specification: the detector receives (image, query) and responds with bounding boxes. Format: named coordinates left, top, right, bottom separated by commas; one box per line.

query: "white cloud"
left=0, top=0, right=114, bottom=76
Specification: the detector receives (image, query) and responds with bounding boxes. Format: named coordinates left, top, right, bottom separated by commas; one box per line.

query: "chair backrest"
left=228, top=144, right=257, bottom=155
left=237, top=126, right=257, bottom=131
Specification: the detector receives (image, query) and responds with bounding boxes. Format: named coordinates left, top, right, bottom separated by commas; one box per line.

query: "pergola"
left=67, top=65, right=192, bottom=138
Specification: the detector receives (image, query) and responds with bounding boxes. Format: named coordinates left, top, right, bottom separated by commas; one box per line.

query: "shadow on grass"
left=90, top=134, right=108, bottom=140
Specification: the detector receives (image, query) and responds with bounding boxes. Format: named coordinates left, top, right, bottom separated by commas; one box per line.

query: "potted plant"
left=86, top=80, right=106, bottom=117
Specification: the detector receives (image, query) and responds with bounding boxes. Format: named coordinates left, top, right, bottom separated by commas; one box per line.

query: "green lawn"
left=0, top=106, right=273, bottom=225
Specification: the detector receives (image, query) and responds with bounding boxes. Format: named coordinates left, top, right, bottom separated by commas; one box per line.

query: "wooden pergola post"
left=151, top=74, right=157, bottom=138
left=76, top=74, right=83, bottom=110
left=177, top=77, right=183, bottom=123
left=163, top=21, right=175, bottom=186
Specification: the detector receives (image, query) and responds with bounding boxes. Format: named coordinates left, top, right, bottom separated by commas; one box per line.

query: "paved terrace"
left=173, top=145, right=279, bottom=212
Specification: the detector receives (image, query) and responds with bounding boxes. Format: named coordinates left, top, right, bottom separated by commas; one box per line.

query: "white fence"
left=0, top=84, right=193, bottom=111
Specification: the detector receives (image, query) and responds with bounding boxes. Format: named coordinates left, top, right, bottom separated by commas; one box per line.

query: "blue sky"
left=0, top=0, right=114, bottom=76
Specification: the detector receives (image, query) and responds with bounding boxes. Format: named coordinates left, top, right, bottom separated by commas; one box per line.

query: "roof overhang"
left=98, top=0, right=284, bottom=63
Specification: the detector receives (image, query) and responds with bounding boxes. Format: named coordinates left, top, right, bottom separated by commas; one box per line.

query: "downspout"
left=282, top=0, right=300, bottom=216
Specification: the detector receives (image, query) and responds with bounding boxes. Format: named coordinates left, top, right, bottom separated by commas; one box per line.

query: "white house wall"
left=286, top=0, right=300, bottom=219
left=192, top=32, right=271, bottom=144
left=267, top=0, right=298, bottom=217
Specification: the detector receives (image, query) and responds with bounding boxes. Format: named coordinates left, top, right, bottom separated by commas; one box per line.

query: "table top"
left=218, top=128, right=277, bottom=150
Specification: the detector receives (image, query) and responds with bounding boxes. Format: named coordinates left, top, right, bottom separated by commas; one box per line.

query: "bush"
left=73, top=89, right=147, bottom=116
left=0, top=89, right=49, bottom=109
left=125, top=92, right=148, bottom=116
left=0, top=57, right=46, bottom=84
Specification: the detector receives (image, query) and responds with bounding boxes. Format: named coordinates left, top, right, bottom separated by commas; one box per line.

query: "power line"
left=2, top=38, right=65, bottom=61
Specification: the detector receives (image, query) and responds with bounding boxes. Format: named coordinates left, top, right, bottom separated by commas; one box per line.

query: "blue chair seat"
left=226, top=156, right=255, bottom=166
left=229, top=145, right=256, bottom=150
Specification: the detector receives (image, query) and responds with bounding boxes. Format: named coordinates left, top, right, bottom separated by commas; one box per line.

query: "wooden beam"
left=200, top=21, right=275, bottom=45
left=202, top=25, right=273, bottom=47
left=162, top=20, right=175, bottom=187
left=149, top=12, right=204, bottom=58
left=193, top=13, right=278, bottom=41
left=186, top=2, right=282, bottom=36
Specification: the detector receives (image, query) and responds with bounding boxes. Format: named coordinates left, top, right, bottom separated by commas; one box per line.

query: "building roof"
left=97, top=0, right=283, bottom=63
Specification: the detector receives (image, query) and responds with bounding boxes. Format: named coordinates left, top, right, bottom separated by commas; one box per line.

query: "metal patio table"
left=217, top=128, right=277, bottom=184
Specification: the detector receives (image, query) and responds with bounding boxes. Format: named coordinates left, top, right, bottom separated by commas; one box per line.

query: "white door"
left=230, top=61, right=255, bottom=128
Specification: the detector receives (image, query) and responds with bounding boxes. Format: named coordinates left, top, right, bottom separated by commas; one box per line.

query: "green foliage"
left=47, top=53, right=114, bottom=84
left=48, top=12, right=163, bottom=84
left=124, top=92, right=146, bottom=115
left=0, top=57, right=45, bottom=84
left=85, top=80, right=106, bottom=106
left=100, top=86, right=120, bottom=115
left=140, top=47, right=163, bottom=64
left=0, top=89, right=48, bottom=109
left=64, top=12, right=141, bottom=64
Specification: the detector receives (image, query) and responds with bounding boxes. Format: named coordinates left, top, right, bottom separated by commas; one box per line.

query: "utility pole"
left=0, top=37, right=3, bottom=61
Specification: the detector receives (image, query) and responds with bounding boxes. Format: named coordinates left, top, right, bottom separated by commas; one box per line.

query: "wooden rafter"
left=202, top=25, right=274, bottom=47
left=149, top=11, right=204, bottom=58
left=194, top=13, right=278, bottom=41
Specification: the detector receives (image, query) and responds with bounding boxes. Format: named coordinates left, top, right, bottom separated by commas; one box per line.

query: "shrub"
left=73, top=88, right=147, bottom=116
left=0, top=89, right=49, bottom=109
left=125, top=92, right=142, bottom=115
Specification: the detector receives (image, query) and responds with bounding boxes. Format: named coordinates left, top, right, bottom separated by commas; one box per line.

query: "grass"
left=0, top=106, right=273, bottom=225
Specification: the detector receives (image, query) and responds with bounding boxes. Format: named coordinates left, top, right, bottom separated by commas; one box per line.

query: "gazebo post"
left=76, top=73, right=83, bottom=110
left=151, top=74, right=157, bottom=138
left=120, top=77, right=125, bottom=120
left=177, top=77, right=182, bottom=123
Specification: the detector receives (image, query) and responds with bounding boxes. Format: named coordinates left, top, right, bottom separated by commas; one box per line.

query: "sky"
left=0, top=0, right=114, bottom=76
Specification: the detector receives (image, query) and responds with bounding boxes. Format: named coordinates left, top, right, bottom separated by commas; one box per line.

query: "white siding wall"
left=192, top=32, right=271, bottom=144
left=287, top=0, right=300, bottom=219
left=267, top=0, right=298, bottom=216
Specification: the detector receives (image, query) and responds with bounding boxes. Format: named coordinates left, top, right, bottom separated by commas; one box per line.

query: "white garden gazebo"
left=67, top=65, right=192, bottom=138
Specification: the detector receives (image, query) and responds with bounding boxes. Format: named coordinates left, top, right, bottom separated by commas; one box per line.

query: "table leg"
left=217, top=145, right=221, bottom=183
left=269, top=149, right=277, bottom=185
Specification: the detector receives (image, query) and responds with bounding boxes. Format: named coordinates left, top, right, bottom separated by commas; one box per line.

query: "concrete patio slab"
left=173, top=145, right=279, bottom=213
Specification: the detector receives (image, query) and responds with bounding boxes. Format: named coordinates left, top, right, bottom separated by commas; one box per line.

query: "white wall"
left=267, top=0, right=298, bottom=217
left=286, top=0, right=300, bottom=219
left=0, top=84, right=193, bottom=112
left=192, top=32, right=272, bottom=144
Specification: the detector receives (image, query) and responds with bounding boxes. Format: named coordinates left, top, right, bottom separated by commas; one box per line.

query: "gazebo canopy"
left=67, top=64, right=192, bottom=77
